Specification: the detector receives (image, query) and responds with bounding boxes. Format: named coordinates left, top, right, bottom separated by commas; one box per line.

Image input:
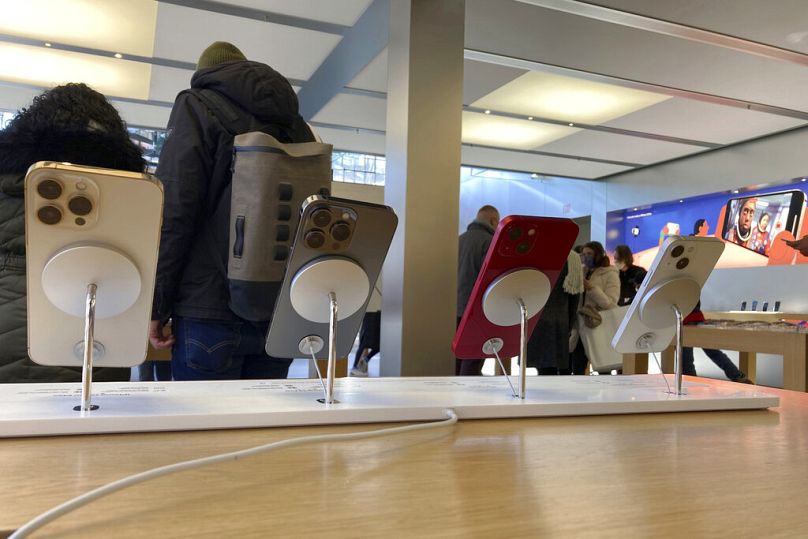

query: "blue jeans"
left=171, top=317, right=292, bottom=381
left=681, top=346, right=743, bottom=381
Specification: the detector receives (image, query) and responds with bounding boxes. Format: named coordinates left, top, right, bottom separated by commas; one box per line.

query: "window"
left=331, top=151, right=386, bottom=185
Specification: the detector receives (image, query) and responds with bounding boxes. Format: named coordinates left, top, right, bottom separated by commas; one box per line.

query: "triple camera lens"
left=312, top=208, right=332, bottom=228
left=331, top=222, right=351, bottom=242
left=37, top=179, right=62, bottom=200
left=37, top=205, right=62, bottom=225
left=36, top=180, right=94, bottom=225
left=305, top=229, right=326, bottom=249
left=68, top=196, right=93, bottom=216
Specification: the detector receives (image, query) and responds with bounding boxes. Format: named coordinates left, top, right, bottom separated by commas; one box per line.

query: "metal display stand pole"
left=672, top=304, right=685, bottom=396
left=288, top=257, right=370, bottom=405
left=518, top=298, right=528, bottom=400
left=75, top=284, right=100, bottom=412
left=325, top=292, right=338, bottom=404
left=480, top=268, right=552, bottom=400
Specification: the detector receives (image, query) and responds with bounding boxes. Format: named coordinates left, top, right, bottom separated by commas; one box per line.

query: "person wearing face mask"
left=613, top=244, right=647, bottom=306
left=569, top=241, right=620, bottom=375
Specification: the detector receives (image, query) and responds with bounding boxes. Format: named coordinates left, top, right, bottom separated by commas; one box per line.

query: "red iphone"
left=453, top=215, right=578, bottom=359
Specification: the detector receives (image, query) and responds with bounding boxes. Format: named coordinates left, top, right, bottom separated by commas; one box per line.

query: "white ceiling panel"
left=537, top=130, right=704, bottom=165
left=215, top=0, right=374, bottom=26
left=347, top=47, right=387, bottom=92
left=472, top=70, right=670, bottom=124
left=111, top=100, right=171, bottom=129
left=154, top=3, right=341, bottom=80
left=461, top=145, right=632, bottom=179
left=0, top=0, right=158, bottom=56
left=466, top=0, right=808, bottom=112
left=463, top=111, right=578, bottom=150
left=586, top=0, right=808, bottom=54
left=463, top=59, right=525, bottom=104
left=148, top=65, right=191, bottom=103
left=311, top=93, right=386, bottom=132
left=604, top=98, right=807, bottom=145
left=315, top=126, right=386, bottom=155
left=0, top=84, right=41, bottom=113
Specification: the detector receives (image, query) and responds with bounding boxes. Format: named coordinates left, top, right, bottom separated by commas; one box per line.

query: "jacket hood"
left=467, top=219, right=495, bottom=235
left=191, top=61, right=300, bottom=128
left=0, top=129, right=144, bottom=195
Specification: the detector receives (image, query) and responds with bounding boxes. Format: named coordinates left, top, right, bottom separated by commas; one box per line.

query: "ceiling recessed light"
left=527, top=116, right=533, bottom=120
left=1, top=2, right=158, bottom=57
left=484, top=109, right=491, bottom=115
left=114, top=53, right=123, bottom=59
left=0, top=42, right=151, bottom=100
left=44, top=42, right=52, bottom=47
left=568, top=123, right=574, bottom=127
left=472, top=71, right=670, bottom=125
left=461, top=111, right=577, bottom=150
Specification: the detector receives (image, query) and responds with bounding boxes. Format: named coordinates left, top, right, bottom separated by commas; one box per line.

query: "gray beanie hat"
left=197, top=41, right=247, bottom=70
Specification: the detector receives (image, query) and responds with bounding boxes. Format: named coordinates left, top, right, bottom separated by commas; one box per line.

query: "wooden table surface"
left=623, top=326, right=808, bottom=391
left=2, top=377, right=807, bottom=538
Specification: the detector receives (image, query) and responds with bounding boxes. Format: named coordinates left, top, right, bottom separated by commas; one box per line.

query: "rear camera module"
left=331, top=222, right=351, bottom=242
left=37, top=179, right=62, bottom=200
left=305, top=229, right=326, bottom=249
left=516, top=241, right=530, bottom=254
left=312, top=208, right=332, bottom=228
left=671, top=245, right=685, bottom=258
left=508, top=227, right=522, bottom=241
left=676, top=257, right=690, bottom=270
left=68, top=195, right=93, bottom=216
left=37, top=205, right=62, bottom=225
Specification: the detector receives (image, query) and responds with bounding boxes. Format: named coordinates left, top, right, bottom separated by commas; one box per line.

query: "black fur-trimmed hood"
left=0, top=128, right=145, bottom=195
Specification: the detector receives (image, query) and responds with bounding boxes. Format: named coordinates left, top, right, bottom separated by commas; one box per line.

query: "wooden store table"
left=2, top=378, right=807, bottom=538
left=623, top=325, right=808, bottom=391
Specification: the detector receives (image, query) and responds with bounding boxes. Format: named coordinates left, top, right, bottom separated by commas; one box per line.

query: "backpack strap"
left=184, top=88, right=243, bottom=136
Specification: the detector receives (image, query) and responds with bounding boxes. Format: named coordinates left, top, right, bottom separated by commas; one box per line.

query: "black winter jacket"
left=152, top=60, right=314, bottom=322
left=0, top=128, right=143, bottom=382
left=457, top=220, right=495, bottom=317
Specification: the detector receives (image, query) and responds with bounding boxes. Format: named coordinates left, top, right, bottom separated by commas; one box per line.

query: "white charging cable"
left=10, top=409, right=459, bottom=538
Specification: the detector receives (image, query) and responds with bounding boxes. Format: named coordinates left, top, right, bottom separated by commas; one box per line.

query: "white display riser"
left=0, top=375, right=779, bottom=438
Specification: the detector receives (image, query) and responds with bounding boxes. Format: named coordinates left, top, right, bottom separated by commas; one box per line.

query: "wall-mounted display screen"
left=607, top=179, right=808, bottom=269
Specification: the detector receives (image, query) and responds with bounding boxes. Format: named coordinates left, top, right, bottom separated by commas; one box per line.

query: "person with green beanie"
left=148, top=42, right=315, bottom=380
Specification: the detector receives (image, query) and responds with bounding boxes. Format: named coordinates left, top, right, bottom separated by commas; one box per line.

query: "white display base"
left=0, top=375, right=778, bottom=438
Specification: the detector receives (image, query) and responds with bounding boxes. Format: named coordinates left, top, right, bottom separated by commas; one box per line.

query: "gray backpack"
left=189, top=89, right=333, bottom=321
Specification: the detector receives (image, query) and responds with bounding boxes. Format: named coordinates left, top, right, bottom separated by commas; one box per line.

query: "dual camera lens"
left=670, top=245, right=689, bottom=269
left=507, top=226, right=531, bottom=255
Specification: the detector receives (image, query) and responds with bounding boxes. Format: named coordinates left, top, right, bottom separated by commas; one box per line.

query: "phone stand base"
left=0, top=376, right=778, bottom=438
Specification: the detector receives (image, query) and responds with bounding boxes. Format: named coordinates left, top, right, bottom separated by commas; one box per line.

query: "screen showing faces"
left=723, top=192, right=798, bottom=256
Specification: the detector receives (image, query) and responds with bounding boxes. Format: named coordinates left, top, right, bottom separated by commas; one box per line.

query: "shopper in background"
left=527, top=250, right=584, bottom=375
left=681, top=302, right=753, bottom=384
left=0, top=83, right=144, bottom=382
left=613, top=244, right=647, bottom=306
left=681, top=227, right=753, bottom=384
left=148, top=42, right=315, bottom=380
left=350, top=280, right=382, bottom=377
left=456, top=205, right=500, bottom=376
left=570, top=241, right=620, bottom=374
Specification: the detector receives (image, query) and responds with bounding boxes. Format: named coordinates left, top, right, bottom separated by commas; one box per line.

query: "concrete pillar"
left=380, top=0, right=465, bottom=376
